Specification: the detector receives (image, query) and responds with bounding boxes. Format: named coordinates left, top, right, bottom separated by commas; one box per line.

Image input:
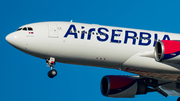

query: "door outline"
left=48, top=24, right=58, bottom=38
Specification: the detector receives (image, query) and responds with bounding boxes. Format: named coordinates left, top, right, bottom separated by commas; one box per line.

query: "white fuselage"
left=6, top=21, right=180, bottom=81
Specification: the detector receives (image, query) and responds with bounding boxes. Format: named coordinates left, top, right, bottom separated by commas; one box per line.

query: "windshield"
left=16, top=27, right=33, bottom=31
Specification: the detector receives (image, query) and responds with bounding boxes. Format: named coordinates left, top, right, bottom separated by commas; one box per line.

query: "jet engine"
left=155, top=40, right=180, bottom=63
left=100, top=75, right=148, bottom=98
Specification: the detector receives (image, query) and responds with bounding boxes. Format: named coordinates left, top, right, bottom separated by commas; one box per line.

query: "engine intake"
left=155, top=40, right=164, bottom=61
left=155, top=40, right=180, bottom=62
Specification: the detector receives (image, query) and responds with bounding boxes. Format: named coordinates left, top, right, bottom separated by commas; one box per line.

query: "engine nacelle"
left=101, top=75, right=148, bottom=98
left=155, top=40, right=180, bottom=63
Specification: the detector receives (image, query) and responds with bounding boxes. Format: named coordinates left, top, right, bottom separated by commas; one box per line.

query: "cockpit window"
left=16, top=27, right=33, bottom=31
left=28, top=27, right=33, bottom=31
left=23, top=27, right=27, bottom=31
left=16, top=28, right=22, bottom=31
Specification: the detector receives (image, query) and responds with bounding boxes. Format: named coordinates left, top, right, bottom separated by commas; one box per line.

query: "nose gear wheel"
left=48, top=69, right=57, bottom=78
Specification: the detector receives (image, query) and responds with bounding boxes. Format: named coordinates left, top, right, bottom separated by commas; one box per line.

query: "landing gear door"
left=48, top=24, right=58, bottom=38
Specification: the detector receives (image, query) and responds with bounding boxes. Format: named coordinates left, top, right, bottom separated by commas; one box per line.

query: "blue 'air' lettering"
left=87, top=28, right=95, bottom=40
left=97, top=28, right=109, bottom=42
left=64, top=25, right=78, bottom=38
left=111, top=30, right=122, bottom=43
left=138, top=32, right=151, bottom=46
left=81, top=26, right=85, bottom=39
left=124, top=31, right=137, bottom=45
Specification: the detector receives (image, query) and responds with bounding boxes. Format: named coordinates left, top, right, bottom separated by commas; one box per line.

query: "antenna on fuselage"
left=70, top=20, right=73, bottom=22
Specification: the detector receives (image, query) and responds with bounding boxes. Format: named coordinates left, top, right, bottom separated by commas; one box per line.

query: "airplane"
left=5, top=21, right=180, bottom=101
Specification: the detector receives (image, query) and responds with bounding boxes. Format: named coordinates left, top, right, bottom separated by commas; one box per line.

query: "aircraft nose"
left=5, top=32, right=27, bottom=51
left=5, top=33, right=17, bottom=45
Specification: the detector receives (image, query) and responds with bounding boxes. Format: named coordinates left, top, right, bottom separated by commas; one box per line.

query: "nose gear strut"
left=46, top=57, right=57, bottom=78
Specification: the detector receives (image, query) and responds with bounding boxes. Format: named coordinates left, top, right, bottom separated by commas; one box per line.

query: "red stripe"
left=108, top=76, right=135, bottom=89
left=162, top=40, right=180, bottom=54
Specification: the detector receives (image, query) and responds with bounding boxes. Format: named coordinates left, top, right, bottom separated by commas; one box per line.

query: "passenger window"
left=28, top=27, right=33, bottom=31
left=23, top=27, right=27, bottom=31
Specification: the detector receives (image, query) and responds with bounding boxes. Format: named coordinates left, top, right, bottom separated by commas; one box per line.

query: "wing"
left=117, top=48, right=180, bottom=97
left=121, top=49, right=180, bottom=82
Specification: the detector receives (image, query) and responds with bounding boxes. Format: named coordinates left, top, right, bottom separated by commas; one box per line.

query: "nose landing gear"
left=46, top=57, right=57, bottom=78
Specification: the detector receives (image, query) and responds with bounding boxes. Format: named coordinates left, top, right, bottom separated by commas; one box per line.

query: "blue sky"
left=1, top=0, right=180, bottom=101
